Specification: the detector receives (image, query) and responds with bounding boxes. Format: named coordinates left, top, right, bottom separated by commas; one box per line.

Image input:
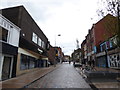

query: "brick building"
left=81, top=39, right=87, bottom=64
left=48, top=45, right=56, bottom=65
left=93, top=14, right=118, bottom=68
left=71, top=48, right=82, bottom=65
left=81, top=14, right=119, bottom=69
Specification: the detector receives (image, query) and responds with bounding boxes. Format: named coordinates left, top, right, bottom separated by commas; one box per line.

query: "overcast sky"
left=0, top=0, right=101, bottom=55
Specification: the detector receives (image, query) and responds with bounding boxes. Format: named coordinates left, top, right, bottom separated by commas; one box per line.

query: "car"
left=74, top=62, right=82, bottom=67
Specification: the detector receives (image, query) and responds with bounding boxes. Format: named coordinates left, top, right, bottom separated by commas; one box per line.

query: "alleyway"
left=28, top=62, right=91, bottom=88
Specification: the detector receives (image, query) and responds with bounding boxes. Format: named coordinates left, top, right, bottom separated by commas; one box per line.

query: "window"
left=1, top=20, right=4, bottom=26
left=29, top=57, right=35, bottom=69
left=20, top=54, right=36, bottom=70
left=41, top=41, right=45, bottom=49
left=20, top=54, right=29, bottom=70
left=100, top=42, right=107, bottom=52
left=0, top=28, right=8, bottom=42
left=7, top=24, right=10, bottom=29
left=44, top=43, right=46, bottom=49
left=32, top=32, right=37, bottom=44
left=47, top=43, right=50, bottom=50
left=110, top=37, right=117, bottom=48
left=38, top=38, right=42, bottom=46
left=106, top=41, right=110, bottom=49
left=4, top=21, right=7, bottom=28
left=94, top=46, right=97, bottom=53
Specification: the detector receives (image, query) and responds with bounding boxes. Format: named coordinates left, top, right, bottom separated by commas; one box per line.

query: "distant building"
left=85, top=26, right=95, bottom=67
left=48, top=46, right=64, bottom=65
left=48, top=45, right=56, bottom=65
left=81, top=39, right=87, bottom=65
left=1, top=6, right=50, bottom=77
left=71, top=48, right=82, bottom=65
left=54, top=47, right=63, bottom=63
left=63, top=55, right=70, bottom=62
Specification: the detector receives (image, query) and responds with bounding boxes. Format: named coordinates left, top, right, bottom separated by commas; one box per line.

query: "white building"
left=0, top=14, right=21, bottom=80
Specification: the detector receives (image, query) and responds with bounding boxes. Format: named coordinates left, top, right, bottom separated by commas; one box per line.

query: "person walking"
left=69, top=60, right=71, bottom=64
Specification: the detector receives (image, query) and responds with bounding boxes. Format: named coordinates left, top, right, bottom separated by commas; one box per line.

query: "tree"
left=97, top=0, right=120, bottom=47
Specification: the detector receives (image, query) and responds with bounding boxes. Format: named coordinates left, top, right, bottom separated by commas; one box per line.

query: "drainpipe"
left=105, top=50, right=108, bottom=68
left=117, top=1, right=120, bottom=47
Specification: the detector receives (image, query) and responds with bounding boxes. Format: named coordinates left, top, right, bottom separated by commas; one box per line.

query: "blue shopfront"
left=96, top=51, right=108, bottom=68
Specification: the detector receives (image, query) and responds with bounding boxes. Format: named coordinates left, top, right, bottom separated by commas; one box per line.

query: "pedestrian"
left=69, top=60, right=71, bottom=64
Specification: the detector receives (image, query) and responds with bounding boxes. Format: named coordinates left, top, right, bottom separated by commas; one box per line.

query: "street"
left=27, top=62, right=91, bottom=88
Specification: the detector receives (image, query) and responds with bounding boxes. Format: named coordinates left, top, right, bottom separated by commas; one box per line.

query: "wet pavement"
left=27, top=62, right=91, bottom=88
left=75, top=67, right=120, bottom=89
left=1, top=65, right=60, bottom=88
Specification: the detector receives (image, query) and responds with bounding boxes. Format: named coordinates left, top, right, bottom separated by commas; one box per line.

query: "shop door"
left=2, top=56, right=13, bottom=80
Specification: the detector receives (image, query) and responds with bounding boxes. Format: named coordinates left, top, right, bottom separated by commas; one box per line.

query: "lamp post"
left=55, top=34, right=61, bottom=46
left=54, top=34, right=61, bottom=67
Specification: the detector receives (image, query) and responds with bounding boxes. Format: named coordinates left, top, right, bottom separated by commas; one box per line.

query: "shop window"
left=29, top=56, right=35, bottom=69
left=20, top=54, right=36, bottom=70
left=20, top=54, right=29, bottom=70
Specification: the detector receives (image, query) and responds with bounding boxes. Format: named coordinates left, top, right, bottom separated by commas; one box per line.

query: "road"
left=27, top=62, right=91, bottom=88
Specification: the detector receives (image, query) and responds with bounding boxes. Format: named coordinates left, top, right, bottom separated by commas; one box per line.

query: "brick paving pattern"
left=28, top=63, right=91, bottom=88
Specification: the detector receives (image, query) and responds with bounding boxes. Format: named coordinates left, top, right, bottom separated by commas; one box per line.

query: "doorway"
left=2, top=55, right=13, bottom=80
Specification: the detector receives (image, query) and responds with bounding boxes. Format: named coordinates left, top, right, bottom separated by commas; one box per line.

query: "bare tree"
left=97, top=0, right=120, bottom=47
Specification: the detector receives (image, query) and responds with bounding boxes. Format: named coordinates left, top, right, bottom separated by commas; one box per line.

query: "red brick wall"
left=48, top=46, right=56, bottom=63
left=94, top=21, right=106, bottom=46
left=93, top=14, right=115, bottom=47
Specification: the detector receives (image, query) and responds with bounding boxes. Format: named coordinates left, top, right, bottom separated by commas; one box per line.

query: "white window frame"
left=32, top=32, right=37, bottom=44
left=0, top=14, right=21, bottom=47
left=38, top=38, right=42, bottom=46
left=42, top=41, right=45, bottom=48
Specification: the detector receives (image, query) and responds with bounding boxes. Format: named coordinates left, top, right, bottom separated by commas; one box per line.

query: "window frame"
left=32, top=32, right=38, bottom=44
left=38, top=38, right=42, bottom=47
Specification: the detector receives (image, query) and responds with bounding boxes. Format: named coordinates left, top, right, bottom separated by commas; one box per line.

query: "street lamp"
left=54, top=34, right=61, bottom=67
left=55, top=34, right=61, bottom=46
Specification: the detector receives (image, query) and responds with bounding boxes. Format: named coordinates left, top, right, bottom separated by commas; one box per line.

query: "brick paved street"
left=28, top=63, right=91, bottom=88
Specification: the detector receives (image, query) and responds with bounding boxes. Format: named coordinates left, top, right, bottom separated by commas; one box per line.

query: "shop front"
left=96, top=51, right=108, bottom=68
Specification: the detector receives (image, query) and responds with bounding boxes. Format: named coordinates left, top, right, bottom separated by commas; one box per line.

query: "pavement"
left=75, top=67, right=120, bottom=89
left=0, top=64, right=61, bottom=88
